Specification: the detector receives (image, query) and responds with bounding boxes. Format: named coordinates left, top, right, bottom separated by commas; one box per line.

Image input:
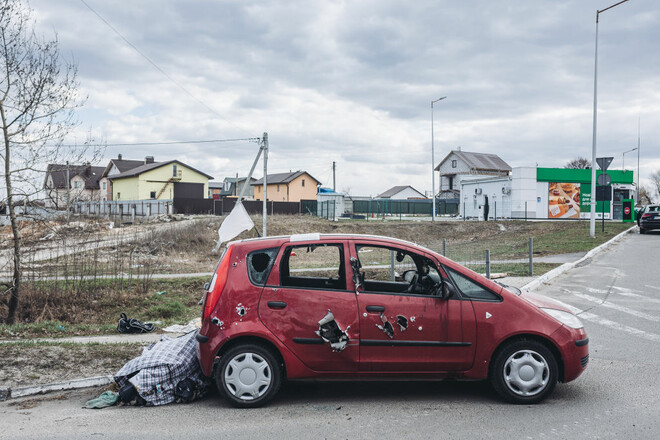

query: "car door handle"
left=267, top=301, right=287, bottom=309
left=366, top=305, right=385, bottom=313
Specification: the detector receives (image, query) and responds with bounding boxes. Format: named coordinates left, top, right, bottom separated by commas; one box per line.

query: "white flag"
left=213, top=201, right=255, bottom=252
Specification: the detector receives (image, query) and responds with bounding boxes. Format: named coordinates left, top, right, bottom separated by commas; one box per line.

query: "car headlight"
left=540, top=308, right=584, bottom=329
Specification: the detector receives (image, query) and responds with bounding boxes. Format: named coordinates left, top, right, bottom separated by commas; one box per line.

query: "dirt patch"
left=0, top=343, right=142, bottom=389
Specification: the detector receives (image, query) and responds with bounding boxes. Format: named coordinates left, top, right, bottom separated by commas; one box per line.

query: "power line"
left=79, top=0, right=245, bottom=132
left=58, top=137, right=261, bottom=148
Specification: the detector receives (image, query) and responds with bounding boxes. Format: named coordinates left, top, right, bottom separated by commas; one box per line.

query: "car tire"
left=640, top=228, right=646, bottom=234
left=215, top=344, right=282, bottom=408
left=490, top=339, right=558, bottom=404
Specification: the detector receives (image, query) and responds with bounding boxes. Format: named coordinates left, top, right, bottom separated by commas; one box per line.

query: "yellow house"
left=110, top=160, right=213, bottom=200
left=252, top=171, right=320, bottom=202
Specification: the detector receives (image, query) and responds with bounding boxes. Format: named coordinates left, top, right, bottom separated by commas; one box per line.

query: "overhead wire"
left=58, top=137, right=261, bottom=148
left=78, top=0, right=247, bottom=134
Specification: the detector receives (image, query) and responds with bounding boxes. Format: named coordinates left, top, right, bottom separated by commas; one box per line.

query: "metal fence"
left=72, top=200, right=173, bottom=218
left=351, top=198, right=459, bottom=217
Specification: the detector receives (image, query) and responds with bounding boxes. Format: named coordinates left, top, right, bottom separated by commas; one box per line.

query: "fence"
left=71, top=198, right=320, bottom=218
left=72, top=200, right=173, bottom=219
left=351, top=198, right=459, bottom=217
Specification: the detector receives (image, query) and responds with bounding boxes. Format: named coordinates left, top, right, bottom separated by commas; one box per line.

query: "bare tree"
left=650, top=170, right=660, bottom=203
left=1, top=0, right=86, bottom=324
left=638, top=185, right=653, bottom=205
left=564, top=157, right=591, bottom=169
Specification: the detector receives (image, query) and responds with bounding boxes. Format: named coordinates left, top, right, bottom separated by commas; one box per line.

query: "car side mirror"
left=437, top=282, right=456, bottom=299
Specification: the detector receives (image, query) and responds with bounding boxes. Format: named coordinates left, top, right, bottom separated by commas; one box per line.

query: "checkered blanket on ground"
left=114, top=331, right=208, bottom=406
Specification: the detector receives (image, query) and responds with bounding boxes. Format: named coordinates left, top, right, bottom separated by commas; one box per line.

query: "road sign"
left=596, top=157, right=614, bottom=171
left=622, top=199, right=634, bottom=223
left=597, top=173, right=611, bottom=186
left=596, top=185, right=611, bottom=202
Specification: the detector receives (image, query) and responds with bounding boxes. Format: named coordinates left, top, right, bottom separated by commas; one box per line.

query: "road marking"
left=572, top=293, right=660, bottom=322
left=578, top=312, right=660, bottom=343
left=644, top=284, right=660, bottom=291
left=609, top=286, right=660, bottom=304
left=546, top=296, right=660, bottom=343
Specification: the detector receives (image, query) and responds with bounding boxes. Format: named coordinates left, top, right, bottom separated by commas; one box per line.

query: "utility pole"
left=66, top=161, right=71, bottom=222
left=431, top=96, right=446, bottom=222
left=332, top=161, right=336, bottom=192
left=262, top=132, right=268, bottom=237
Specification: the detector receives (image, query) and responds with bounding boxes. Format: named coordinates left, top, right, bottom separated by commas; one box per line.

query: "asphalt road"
left=1, top=230, right=658, bottom=439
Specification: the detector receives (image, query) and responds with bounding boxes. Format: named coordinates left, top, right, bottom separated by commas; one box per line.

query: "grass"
left=1, top=216, right=635, bottom=337
left=0, top=277, right=207, bottom=338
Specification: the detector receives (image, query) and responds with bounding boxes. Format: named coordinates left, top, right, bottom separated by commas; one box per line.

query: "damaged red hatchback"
left=197, top=233, right=588, bottom=408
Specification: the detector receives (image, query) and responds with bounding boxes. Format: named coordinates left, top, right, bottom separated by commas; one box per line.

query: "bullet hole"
left=396, top=315, right=408, bottom=332
left=376, top=313, right=395, bottom=338
left=236, top=303, right=247, bottom=317
left=316, top=310, right=350, bottom=352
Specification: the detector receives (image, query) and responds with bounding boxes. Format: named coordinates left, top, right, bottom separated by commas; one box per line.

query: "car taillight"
left=203, top=246, right=233, bottom=319
left=642, top=213, right=652, bottom=219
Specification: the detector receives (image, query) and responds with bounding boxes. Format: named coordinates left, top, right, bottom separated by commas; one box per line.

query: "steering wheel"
left=402, top=270, right=419, bottom=292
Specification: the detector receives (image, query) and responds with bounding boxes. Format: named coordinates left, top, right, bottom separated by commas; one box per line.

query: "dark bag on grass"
left=117, top=313, right=155, bottom=334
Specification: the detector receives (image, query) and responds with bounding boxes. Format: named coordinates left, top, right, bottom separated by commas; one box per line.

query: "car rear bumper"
left=640, top=219, right=660, bottom=230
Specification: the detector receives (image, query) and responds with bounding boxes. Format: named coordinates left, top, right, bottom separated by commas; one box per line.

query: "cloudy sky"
left=27, top=0, right=659, bottom=196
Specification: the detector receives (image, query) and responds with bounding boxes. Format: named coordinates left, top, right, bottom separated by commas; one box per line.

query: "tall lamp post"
left=431, top=96, right=446, bottom=222
left=590, top=0, right=630, bottom=238
left=622, top=147, right=637, bottom=170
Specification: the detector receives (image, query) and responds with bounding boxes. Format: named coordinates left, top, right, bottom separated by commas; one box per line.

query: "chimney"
left=118, top=154, right=122, bottom=160
left=145, top=156, right=155, bottom=164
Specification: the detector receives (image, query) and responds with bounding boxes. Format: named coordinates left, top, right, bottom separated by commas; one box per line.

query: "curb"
left=522, top=225, right=637, bottom=292
left=1, top=375, right=113, bottom=402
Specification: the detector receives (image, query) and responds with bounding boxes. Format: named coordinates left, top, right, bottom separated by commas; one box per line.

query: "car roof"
left=227, top=233, right=434, bottom=254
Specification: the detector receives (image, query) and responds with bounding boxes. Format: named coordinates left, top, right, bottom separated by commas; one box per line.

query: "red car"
left=196, top=233, right=588, bottom=407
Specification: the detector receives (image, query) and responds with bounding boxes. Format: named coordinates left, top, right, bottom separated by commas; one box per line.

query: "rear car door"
left=352, top=240, right=476, bottom=372
left=258, top=238, right=359, bottom=371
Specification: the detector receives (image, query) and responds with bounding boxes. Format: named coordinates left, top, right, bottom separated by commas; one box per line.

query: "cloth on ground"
left=84, top=391, right=119, bottom=409
left=114, top=331, right=209, bottom=406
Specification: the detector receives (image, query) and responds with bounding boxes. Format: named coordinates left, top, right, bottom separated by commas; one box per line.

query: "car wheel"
left=490, top=339, right=558, bottom=404
left=215, top=344, right=282, bottom=408
left=640, top=227, right=646, bottom=234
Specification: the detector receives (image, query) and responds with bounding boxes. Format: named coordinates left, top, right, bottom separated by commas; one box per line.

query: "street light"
left=431, top=96, right=446, bottom=222
left=622, top=147, right=637, bottom=170
left=590, top=0, right=630, bottom=238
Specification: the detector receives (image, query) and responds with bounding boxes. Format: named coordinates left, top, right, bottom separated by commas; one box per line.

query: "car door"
left=351, top=240, right=476, bottom=372
left=258, top=239, right=359, bottom=371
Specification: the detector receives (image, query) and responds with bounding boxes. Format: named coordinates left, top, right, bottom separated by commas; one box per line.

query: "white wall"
left=510, top=167, right=538, bottom=219
left=460, top=176, right=511, bottom=219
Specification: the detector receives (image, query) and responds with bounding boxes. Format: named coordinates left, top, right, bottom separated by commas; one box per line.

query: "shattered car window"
left=280, top=243, right=346, bottom=290
left=247, top=247, right=278, bottom=286
left=445, top=266, right=500, bottom=301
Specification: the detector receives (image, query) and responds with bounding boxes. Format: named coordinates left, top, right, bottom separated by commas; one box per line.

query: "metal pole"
left=262, top=132, right=268, bottom=237
left=485, top=250, right=491, bottom=279
left=591, top=0, right=630, bottom=238
left=590, top=11, right=599, bottom=238
left=637, top=116, right=640, bottom=203
left=431, top=96, right=446, bottom=222
left=237, top=139, right=265, bottom=202
left=332, top=161, right=336, bottom=192
left=442, top=238, right=446, bottom=256
left=529, top=237, right=533, bottom=276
